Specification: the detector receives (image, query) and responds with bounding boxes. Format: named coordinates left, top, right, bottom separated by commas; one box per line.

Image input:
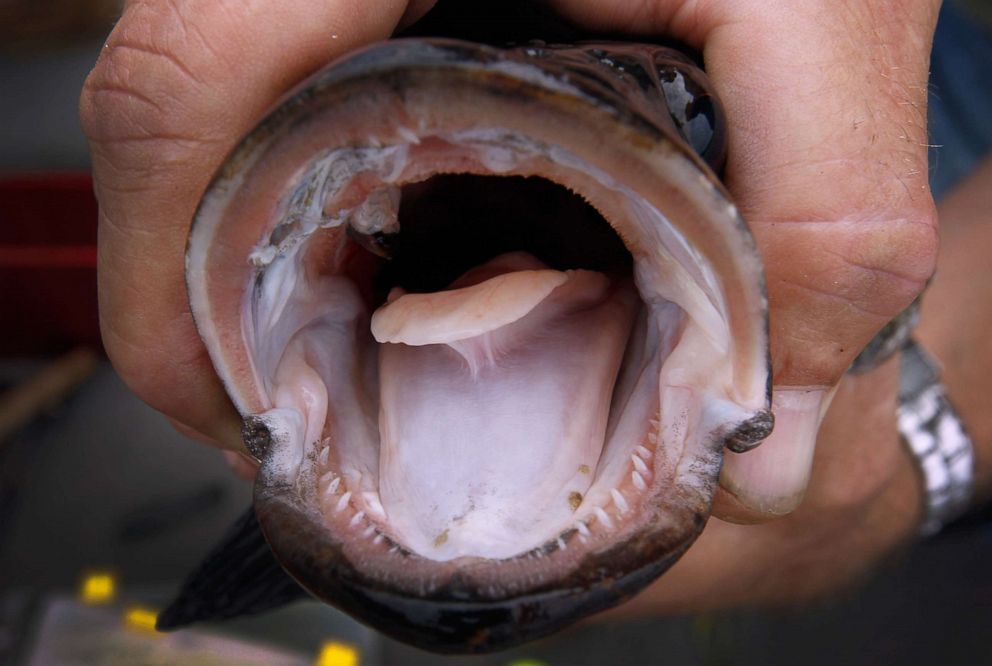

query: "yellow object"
left=507, top=660, right=550, bottom=666
left=123, top=606, right=160, bottom=633
left=315, top=641, right=360, bottom=666
left=79, top=572, right=116, bottom=604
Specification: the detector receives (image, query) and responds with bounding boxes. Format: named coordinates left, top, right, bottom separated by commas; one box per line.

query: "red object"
left=0, top=172, right=102, bottom=356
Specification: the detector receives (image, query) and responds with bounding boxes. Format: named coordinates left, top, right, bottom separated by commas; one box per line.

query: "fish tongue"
left=371, top=253, right=638, bottom=561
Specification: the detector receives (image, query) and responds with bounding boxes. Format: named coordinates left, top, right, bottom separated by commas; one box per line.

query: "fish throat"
left=248, top=164, right=688, bottom=563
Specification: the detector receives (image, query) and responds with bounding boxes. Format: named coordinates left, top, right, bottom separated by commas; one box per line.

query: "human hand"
left=81, top=0, right=433, bottom=450
left=550, top=0, right=941, bottom=609
left=622, top=153, right=992, bottom=616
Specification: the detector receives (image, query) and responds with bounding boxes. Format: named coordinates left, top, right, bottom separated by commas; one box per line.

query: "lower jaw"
left=245, top=180, right=717, bottom=650
left=231, top=162, right=758, bottom=653
left=254, top=436, right=714, bottom=653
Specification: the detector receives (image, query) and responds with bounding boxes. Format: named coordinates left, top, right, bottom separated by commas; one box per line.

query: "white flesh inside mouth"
left=239, top=133, right=751, bottom=563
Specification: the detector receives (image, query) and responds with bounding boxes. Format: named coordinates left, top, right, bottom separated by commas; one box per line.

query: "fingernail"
left=719, top=387, right=832, bottom=516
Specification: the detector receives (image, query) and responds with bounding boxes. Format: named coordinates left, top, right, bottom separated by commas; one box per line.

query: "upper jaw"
left=187, top=38, right=773, bottom=652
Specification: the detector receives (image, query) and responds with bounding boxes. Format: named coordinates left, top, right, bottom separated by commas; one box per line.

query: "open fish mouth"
left=185, top=38, right=772, bottom=652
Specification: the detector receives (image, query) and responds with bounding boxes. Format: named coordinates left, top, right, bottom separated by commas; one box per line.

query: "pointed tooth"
left=610, top=488, right=629, bottom=514
left=349, top=511, right=365, bottom=527
left=363, top=492, right=386, bottom=519
left=593, top=507, right=614, bottom=529
left=632, top=471, right=647, bottom=491
left=631, top=454, right=649, bottom=474
left=636, top=445, right=653, bottom=459
left=335, top=491, right=352, bottom=513
left=397, top=126, right=419, bottom=144
left=318, top=446, right=329, bottom=466
left=575, top=521, right=590, bottom=538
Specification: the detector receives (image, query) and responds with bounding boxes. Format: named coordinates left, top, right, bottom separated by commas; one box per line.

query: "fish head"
left=186, top=38, right=772, bottom=652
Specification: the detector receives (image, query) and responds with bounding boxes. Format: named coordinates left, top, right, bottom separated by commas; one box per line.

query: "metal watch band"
left=897, top=340, right=975, bottom=536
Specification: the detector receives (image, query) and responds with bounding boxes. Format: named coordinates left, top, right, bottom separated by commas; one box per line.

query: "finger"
left=398, top=0, right=438, bottom=30
left=708, top=1, right=939, bottom=517
left=222, top=450, right=260, bottom=481
left=614, top=359, right=920, bottom=615
left=552, top=0, right=939, bottom=517
left=167, top=416, right=223, bottom=447
left=80, top=0, right=414, bottom=451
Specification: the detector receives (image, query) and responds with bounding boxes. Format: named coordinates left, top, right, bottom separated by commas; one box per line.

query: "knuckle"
left=80, top=0, right=231, bottom=150
left=765, top=208, right=938, bottom=384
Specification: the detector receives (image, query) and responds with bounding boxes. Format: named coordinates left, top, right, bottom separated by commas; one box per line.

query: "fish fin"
left=156, top=506, right=309, bottom=630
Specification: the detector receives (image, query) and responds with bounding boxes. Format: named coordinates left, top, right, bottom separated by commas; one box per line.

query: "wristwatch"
left=851, top=301, right=976, bottom=537
left=896, top=340, right=976, bottom=536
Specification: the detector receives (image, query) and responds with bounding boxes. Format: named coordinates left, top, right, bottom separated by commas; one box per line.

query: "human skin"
left=80, top=0, right=971, bottom=609
left=623, top=153, right=992, bottom=614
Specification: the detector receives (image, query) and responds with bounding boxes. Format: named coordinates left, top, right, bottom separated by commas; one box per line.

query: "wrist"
left=915, top=155, right=992, bottom=508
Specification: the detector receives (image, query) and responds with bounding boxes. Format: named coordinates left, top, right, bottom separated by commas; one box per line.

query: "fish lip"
left=253, top=463, right=708, bottom=653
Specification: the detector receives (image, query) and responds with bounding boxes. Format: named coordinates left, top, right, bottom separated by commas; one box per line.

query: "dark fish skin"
left=157, top=504, right=695, bottom=651
left=253, top=472, right=707, bottom=653
left=156, top=508, right=308, bottom=630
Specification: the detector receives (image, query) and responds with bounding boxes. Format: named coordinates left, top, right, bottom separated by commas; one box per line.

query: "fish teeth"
left=373, top=534, right=384, bottom=545
left=631, top=454, right=649, bottom=475
left=610, top=488, right=629, bottom=514
left=637, top=443, right=655, bottom=458
left=557, top=537, right=566, bottom=551
left=323, top=476, right=341, bottom=496
left=335, top=491, right=352, bottom=513
left=363, top=492, right=386, bottom=518
left=349, top=511, right=365, bottom=527
left=363, top=525, right=376, bottom=538
left=318, top=446, right=329, bottom=466
left=593, top=507, right=614, bottom=529
left=397, top=126, right=420, bottom=144
left=632, top=471, right=647, bottom=491
left=575, top=521, right=590, bottom=538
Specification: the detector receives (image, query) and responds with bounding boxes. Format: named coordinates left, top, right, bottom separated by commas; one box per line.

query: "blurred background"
left=1, top=1, right=990, bottom=664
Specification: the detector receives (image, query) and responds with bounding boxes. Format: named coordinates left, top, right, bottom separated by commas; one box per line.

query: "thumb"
left=80, top=0, right=415, bottom=449
left=548, top=0, right=940, bottom=518
left=707, top=1, right=940, bottom=517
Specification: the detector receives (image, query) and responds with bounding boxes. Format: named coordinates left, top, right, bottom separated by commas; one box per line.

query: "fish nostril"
left=346, top=225, right=398, bottom=259
left=241, top=415, right=272, bottom=462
